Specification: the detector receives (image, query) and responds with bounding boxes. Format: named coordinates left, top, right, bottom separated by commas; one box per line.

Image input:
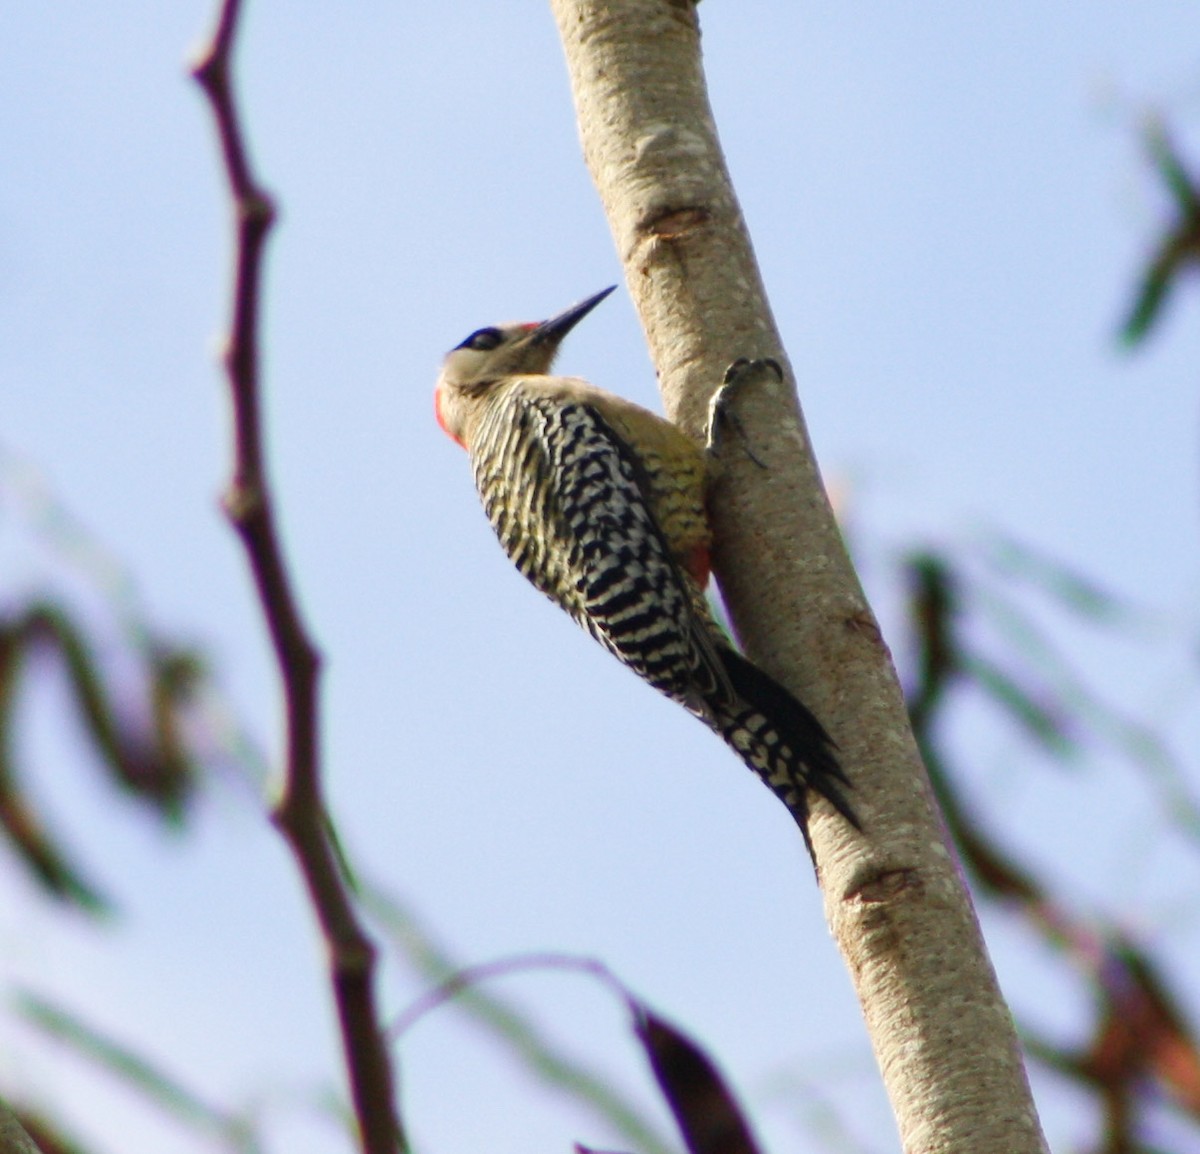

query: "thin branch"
left=189, top=5, right=404, bottom=1152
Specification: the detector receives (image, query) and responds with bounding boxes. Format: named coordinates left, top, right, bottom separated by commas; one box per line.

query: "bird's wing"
left=472, top=385, right=732, bottom=715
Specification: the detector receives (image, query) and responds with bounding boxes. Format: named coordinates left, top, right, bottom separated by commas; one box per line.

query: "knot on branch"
left=188, top=48, right=225, bottom=94
left=848, top=867, right=921, bottom=906
left=332, top=933, right=379, bottom=979
left=222, top=479, right=265, bottom=526
left=240, top=191, right=277, bottom=231
left=642, top=205, right=711, bottom=240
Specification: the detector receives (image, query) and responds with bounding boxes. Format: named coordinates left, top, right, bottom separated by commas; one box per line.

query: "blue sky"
left=3, top=4, right=1200, bottom=1153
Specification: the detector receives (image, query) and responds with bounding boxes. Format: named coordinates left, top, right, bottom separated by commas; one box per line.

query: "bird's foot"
left=705, top=357, right=783, bottom=467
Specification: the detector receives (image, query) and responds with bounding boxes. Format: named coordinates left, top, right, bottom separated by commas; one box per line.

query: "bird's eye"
left=458, top=327, right=503, bottom=352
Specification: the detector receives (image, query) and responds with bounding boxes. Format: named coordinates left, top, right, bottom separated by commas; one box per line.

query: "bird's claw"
left=706, top=357, right=781, bottom=468
left=722, top=357, right=751, bottom=386
left=722, top=356, right=782, bottom=388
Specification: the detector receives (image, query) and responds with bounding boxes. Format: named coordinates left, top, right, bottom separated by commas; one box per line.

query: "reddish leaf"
left=634, top=1008, right=762, bottom=1154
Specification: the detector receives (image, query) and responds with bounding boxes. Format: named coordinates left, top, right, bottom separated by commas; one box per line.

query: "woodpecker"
left=434, top=286, right=858, bottom=855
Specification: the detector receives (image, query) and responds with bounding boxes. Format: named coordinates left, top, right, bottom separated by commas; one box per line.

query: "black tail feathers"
left=712, top=647, right=860, bottom=839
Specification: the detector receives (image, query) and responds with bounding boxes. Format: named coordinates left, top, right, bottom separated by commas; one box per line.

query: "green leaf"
left=980, top=534, right=1140, bottom=626
left=13, top=992, right=260, bottom=1153
left=964, top=656, right=1077, bottom=759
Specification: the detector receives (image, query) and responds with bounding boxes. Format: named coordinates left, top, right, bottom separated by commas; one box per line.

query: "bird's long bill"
left=531, top=285, right=617, bottom=347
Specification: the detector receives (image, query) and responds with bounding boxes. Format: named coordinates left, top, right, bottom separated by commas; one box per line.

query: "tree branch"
left=190, top=4, right=403, bottom=1151
left=547, top=1, right=1047, bottom=1150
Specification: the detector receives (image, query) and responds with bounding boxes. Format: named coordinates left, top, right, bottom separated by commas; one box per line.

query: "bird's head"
left=435, top=285, right=615, bottom=447
left=439, top=285, right=615, bottom=388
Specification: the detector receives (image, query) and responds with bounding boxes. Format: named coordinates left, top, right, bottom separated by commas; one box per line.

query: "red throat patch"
left=434, top=389, right=465, bottom=449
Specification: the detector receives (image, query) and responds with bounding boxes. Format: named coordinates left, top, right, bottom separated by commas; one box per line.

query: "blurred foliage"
left=0, top=598, right=204, bottom=914
left=634, top=1008, right=763, bottom=1154
left=902, top=543, right=1200, bottom=1153
left=385, top=939, right=759, bottom=1154
left=7, top=1106, right=92, bottom=1154
left=13, top=992, right=262, bottom=1154
left=368, top=887, right=677, bottom=1154
left=1121, top=122, right=1200, bottom=346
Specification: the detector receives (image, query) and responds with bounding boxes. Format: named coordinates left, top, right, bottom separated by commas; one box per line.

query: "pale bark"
left=547, top=2, right=1048, bottom=1151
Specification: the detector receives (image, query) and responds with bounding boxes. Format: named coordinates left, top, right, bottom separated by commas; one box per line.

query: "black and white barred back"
left=472, top=390, right=715, bottom=701
left=470, top=384, right=858, bottom=846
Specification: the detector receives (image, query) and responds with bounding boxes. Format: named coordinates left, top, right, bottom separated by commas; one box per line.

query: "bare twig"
left=189, top=4, right=403, bottom=1152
